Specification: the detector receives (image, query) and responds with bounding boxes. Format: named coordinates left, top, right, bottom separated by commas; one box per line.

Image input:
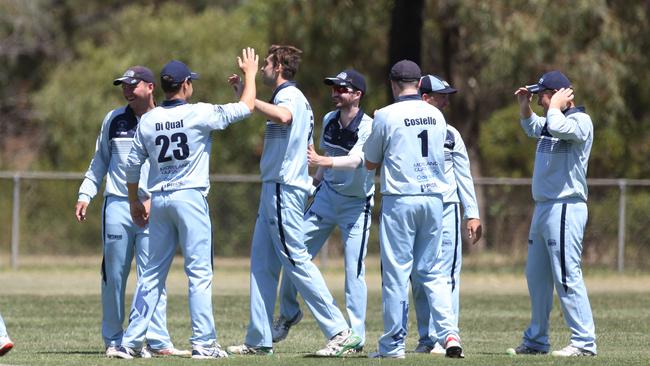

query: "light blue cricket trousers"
left=245, top=182, right=350, bottom=348
left=278, top=182, right=373, bottom=345
left=378, top=195, right=458, bottom=357
left=122, top=188, right=217, bottom=349
left=101, top=196, right=171, bottom=349
left=412, top=202, right=461, bottom=347
left=523, top=198, right=597, bottom=354
left=0, top=312, right=7, bottom=337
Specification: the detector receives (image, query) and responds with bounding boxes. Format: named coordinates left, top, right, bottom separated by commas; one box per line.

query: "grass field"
left=1, top=256, right=649, bottom=365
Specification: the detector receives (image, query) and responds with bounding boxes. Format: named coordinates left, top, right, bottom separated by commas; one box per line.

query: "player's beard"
left=262, top=69, right=277, bottom=87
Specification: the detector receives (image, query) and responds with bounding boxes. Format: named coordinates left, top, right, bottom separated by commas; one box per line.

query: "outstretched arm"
left=237, top=47, right=258, bottom=112
left=254, top=99, right=293, bottom=125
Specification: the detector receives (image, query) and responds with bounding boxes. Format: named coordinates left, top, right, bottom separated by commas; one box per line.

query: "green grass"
left=0, top=258, right=649, bottom=365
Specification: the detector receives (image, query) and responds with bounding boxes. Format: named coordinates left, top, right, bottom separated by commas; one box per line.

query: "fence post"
left=11, top=173, right=21, bottom=270
left=617, top=179, right=627, bottom=273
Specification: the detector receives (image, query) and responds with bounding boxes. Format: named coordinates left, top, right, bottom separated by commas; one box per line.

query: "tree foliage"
left=1, top=0, right=649, bottom=260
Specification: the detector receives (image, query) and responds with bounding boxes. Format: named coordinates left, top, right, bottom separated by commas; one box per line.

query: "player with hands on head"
left=112, top=48, right=258, bottom=360
left=75, top=65, right=187, bottom=358
left=270, top=69, right=374, bottom=352
left=412, top=75, right=482, bottom=355
left=227, top=45, right=361, bottom=357
left=363, top=60, right=462, bottom=359
left=508, top=70, right=597, bottom=357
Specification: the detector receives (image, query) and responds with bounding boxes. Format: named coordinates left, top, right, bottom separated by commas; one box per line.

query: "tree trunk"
left=387, top=0, right=424, bottom=100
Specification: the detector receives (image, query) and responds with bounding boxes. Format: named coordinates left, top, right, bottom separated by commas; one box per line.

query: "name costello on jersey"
left=404, top=116, right=436, bottom=127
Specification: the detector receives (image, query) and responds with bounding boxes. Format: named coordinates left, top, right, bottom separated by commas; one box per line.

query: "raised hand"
left=549, top=87, right=574, bottom=111
left=514, top=87, right=532, bottom=107
left=228, top=74, right=243, bottom=97
left=238, top=47, right=259, bottom=77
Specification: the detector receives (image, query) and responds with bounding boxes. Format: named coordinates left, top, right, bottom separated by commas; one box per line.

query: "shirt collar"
left=394, top=94, right=421, bottom=103
left=563, top=106, right=586, bottom=116
left=269, top=81, right=297, bottom=102
left=162, top=99, right=187, bottom=107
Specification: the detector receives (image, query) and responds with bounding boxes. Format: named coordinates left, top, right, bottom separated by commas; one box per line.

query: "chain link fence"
left=1, top=171, right=649, bottom=271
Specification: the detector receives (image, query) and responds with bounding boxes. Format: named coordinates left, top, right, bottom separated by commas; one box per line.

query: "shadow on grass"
left=36, top=350, right=101, bottom=355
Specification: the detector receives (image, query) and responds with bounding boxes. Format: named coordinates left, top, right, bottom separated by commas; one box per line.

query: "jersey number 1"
left=156, top=133, right=190, bottom=162
left=417, top=130, right=428, bottom=157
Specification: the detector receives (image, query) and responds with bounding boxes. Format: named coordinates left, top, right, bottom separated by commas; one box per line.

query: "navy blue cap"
left=113, top=66, right=155, bottom=86
left=324, top=69, right=367, bottom=94
left=419, top=74, right=457, bottom=94
left=390, top=60, right=421, bottom=81
left=160, top=60, right=199, bottom=84
left=526, top=70, right=571, bottom=93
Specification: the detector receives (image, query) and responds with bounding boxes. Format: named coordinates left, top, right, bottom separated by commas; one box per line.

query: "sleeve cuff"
left=77, top=193, right=92, bottom=203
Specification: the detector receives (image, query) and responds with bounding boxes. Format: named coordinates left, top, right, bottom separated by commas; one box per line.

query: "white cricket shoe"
left=147, top=346, right=191, bottom=357
left=226, top=344, right=273, bottom=355
left=314, top=329, right=362, bottom=357
left=139, top=346, right=152, bottom=358
left=551, top=345, right=596, bottom=357
left=105, top=346, right=119, bottom=357
left=444, top=334, right=464, bottom=358
left=430, top=342, right=446, bottom=355
left=191, top=344, right=229, bottom=359
left=109, top=345, right=137, bottom=359
left=271, top=310, right=303, bottom=342
left=0, top=336, right=14, bottom=356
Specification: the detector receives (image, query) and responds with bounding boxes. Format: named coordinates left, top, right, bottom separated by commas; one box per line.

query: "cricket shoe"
left=147, top=346, right=191, bottom=357
left=271, top=310, right=303, bottom=342
left=430, top=342, right=446, bottom=355
left=314, top=329, right=361, bottom=357
left=444, top=334, right=464, bottom=358
left=191, top=344, right=229, bottom=359
left=413, top=342, right=433, bottom=353
left=108, top=345, right=138, bottom=359
left=226, top=344, right=273, bottom=355
left=368, top=351, right=405, bottom=359
left=342, top=345, right=364, bottom=355
left=551, top=345, right=596, bottom=357
left=0, top=336, right=14, bottom=356
left=506, top=343, right=548, bottom=355
left=105, top=346, right=119, bottom=358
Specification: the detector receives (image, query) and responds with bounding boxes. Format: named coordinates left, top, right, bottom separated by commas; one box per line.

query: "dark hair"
left=161, top=74, right=183, bottom=94
left=395, top=79, right=419, bottom=90
left=268, top=44, right=303, bottom=80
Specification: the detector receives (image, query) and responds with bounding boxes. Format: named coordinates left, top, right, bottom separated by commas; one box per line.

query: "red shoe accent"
left=0, top=341, right=14, bottom=356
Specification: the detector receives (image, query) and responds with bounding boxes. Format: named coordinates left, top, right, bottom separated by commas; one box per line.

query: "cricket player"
left=412, top=75, right=482, bottom=354
left=271, top=69, right=374, bottom=351
left=0, top=312, right=13, bottom=356
left=113, top=48, right=259, bottom=359
left=363, top=60, right=463, bottom=359
left=75, top=66, right=187, bottom=358
left=508, top=70, right=597, bottom=357
left=226, top=45, right=361, bottom=357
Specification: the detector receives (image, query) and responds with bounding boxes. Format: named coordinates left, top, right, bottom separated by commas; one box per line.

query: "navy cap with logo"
left=324, top=69, right=367, bottom=94
left=419, top=74, right=457, bottom=94
left=389, top=60, right=421, bottom=81
left=113, top=66, right=155, bottom=86
left=526, top=70, right=571, bottom=94
left=160, top=60, right=200, bottom=84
